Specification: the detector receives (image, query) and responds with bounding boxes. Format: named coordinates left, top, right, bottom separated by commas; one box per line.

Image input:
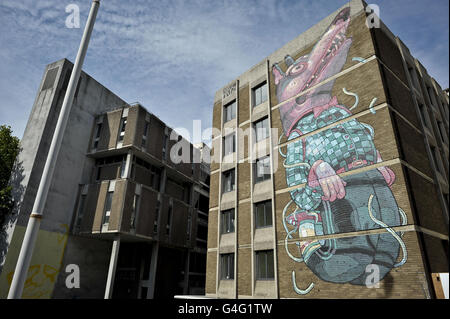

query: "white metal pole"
left=104, top=237, right=120, bottom=299
left=147, top=243, right=159, bottom=299
left=7, top=0, right=101, bottom=299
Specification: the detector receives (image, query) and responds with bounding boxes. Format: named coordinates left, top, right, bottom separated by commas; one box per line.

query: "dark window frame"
left=130, top=193, right=141, bottom=230
left=93, top=122, right=102, bottom=149
left=153, top=200, right=161, bottom=234
left=103, top=191, right=114, bottom=225
left=254, top=117, right=269, bottom=143
left=223, top=100, right=237, bottom=123
left=222, top=169, right=235, bottom=193
left=75, top=194, right=87, bottom=230
left=166, top=204, right=173, bottom=237
left=254, top=200, right=272, bottom=229
left=255, top=250, right=274, bottom=280
left=220, top=253, right=235, bottom=280
left=118, top=117, right=127, bottom=142
left=162, top=133, right=169, bottom=160
left=221, top=209, right=235, bottom=234
left=254, top=156, right=271, bottom=183
left=252, top=81, right=268, bottom=107
left=223, top=133, right=236, bottom=156
left=141, top=121, right=150, bottom=148
left=430, top=146, right=442, bottom=174
left=437, top=120, right=446, bottom=142
left=418, top=104, right=429, bottom=129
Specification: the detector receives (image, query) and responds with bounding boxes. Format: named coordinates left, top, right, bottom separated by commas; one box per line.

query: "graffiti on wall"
left=273, top=8, right=408, bottom=294
left=0, top=223, right=69, bottom=298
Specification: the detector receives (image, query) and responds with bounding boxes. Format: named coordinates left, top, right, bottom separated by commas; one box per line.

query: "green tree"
left=0, top=125, right=20, bottom=228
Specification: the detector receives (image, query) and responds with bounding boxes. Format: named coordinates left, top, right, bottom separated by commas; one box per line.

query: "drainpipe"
left=7, top=0, right=101, bottom=299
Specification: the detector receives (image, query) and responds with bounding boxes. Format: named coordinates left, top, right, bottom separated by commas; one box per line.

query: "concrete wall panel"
left=108, top=180, right=126, bottom=231
left=92, top=182, right=108, bottom=232
left=136, top=187, right=158, bottom=237
left=106, top=110, right=122, bottom=150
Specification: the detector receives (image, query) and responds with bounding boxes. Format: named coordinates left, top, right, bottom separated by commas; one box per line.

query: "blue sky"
left=0, top=0, right=448, bottom=143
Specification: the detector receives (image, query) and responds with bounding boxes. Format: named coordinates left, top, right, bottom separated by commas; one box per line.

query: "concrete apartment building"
left=206, top=0, right=449, bottom=299
left=0, top=58, right=210, bottom=299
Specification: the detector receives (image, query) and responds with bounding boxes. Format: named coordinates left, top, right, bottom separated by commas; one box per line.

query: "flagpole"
left=7, top=0, right=101, bottom=299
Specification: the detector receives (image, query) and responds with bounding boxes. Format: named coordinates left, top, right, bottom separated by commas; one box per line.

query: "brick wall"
left=206, top=4, right=448, bottom=299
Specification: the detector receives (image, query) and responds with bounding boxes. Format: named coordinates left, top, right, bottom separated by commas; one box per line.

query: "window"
left=167, top=178, right=189, bottom=203
left=95, top=154, right=127, bottom=182
left=95, top=154, right=126, bottom=166
left=254, top=156, right=271, bottom=183
left=255, top=250, right=274, bottom=280
left=130, top=193, right=141, bottom=230
left=187, top=213, right=192, bottom=241
left=162, top=132, right=169, bottom=160
left=120, top=158, right=127, bottom=178
left=75, top=194, right=87, bottom=230
left=96, top=167, right=102, bottom=181
left=255, top=200, right=272, bottom=228
left=197, top=193, right=209, bottom=214
left=118, top=117, right=127, bottom=142
left=220, top=253, right=234, bottom=280
left=224, top=133, right=236, bottom=156
left=151, top=166, right=161, bottom=191
left=222, top=169, right=235, bottom=193
left=431, top=146, right=442, bottom=174
left=221, top=209, right=235, bottom=234
left=418, top=104, right=429, bottom=128
left=153, top=200, right=160, bottom=234
left=408, top=65, right=419, bottom=89
left=427, top=86, right=437, bottom=107
left=166, top=205, right=172, bottom=236
left=184, top=184, right=191, bottom=204
left=254, top=117, right=269, bottom=142
left=443, top=101, right=450, bottom=120
left=141, top=121, right=150, bottom=148
left=92, top=122, right=102, bottom=149
left=252, top=82, right=268, bottom=107
left=437, top=121, right=446, bottom=142
left=130, top=164, right=136, bottom=180
left=197, top=224, right=208, bottom=241
left=103, top=191, right=114, bottom=226
left=224, top=100, right=236, bottom=123
left=198, top=211, right=208, bottom=224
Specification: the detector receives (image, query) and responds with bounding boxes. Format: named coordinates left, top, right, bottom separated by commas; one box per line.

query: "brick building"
left=0, top=59, right=210, bottom=299
left=206, top=0, right=449, bottom=298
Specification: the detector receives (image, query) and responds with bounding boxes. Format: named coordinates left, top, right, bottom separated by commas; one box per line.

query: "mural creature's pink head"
left=273, top=8, right=352, bottom=136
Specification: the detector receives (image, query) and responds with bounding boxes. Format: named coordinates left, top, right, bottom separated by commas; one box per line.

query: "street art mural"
left=273, top=8, right=408, bottom=294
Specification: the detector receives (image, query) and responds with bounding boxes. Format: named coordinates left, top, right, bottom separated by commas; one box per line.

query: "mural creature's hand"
left=308, top=160, right=347, bottom=202
left=377, top=166, right=396, bottom=187
left=376, top=151, right=396, bottom=187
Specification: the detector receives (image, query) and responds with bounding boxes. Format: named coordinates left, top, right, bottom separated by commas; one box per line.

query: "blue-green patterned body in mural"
left=285, top=106, right=377, bottom=211
left=283, top=104, right=404, bottom=286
